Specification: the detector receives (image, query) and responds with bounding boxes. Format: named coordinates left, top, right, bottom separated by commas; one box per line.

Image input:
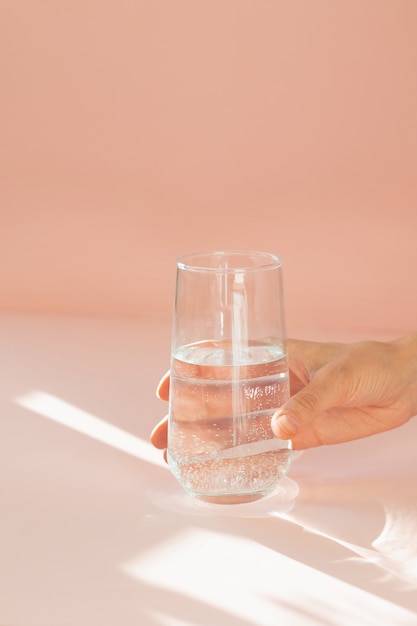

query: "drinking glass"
left=167, top=251, right=292, bottom=504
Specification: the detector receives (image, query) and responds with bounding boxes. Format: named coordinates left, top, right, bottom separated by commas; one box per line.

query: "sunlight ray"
left=121, top=526, right=417, bottom=626
left=15, top=391, right=165, bottom=468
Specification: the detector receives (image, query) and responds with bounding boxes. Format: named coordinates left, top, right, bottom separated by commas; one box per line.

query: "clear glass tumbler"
left=167, top=250, right=292, bottom=504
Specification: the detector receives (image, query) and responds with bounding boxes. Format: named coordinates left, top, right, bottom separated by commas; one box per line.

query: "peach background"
left=1, top=0, right=416, bottom=337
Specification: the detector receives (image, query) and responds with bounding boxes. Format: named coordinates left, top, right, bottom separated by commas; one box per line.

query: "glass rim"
left=176, top=250, right=282, bottom=272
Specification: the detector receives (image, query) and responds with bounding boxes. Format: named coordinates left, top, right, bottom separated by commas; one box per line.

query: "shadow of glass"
left=284, top=476, right=417, bottom=593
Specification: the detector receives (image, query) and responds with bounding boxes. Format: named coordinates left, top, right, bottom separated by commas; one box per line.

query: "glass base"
left=147, top=473, right=299, bottom=518
left=195, top=492, right=267, bottom=505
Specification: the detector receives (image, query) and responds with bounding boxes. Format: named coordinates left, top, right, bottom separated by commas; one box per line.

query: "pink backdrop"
left=1, top=1, right=416, bottom=338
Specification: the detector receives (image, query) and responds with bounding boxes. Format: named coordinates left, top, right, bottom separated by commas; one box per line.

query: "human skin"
left=150, top=333, right=417, bottom=453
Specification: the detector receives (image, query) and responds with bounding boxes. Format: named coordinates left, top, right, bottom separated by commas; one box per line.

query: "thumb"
left=271, top=372, right=341, bottom=440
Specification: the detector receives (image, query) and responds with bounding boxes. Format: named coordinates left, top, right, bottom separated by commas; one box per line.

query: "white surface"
left=1, top=315, right=416, bottom=626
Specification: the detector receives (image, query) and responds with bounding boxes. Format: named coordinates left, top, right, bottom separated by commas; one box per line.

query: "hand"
left=272, top=334, right=417, bottom=449
left=150, top=334, right=417, bottom=453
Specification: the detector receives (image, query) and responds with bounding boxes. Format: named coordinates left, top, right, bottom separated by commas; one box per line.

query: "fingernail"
left=272, top=414, right=299, bottom=437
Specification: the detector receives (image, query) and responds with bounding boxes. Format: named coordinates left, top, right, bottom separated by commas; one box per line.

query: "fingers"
left=273, top=340, right=349, bottom=444
left=153, top=372, right=170, bottom=458
left=271, top=365, right=343, bottom=441
left=287, top=338, right=343, bottom=380
left=150, top=415, right=168, bottom=449
left=156, top=370, right=170, bottom=401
